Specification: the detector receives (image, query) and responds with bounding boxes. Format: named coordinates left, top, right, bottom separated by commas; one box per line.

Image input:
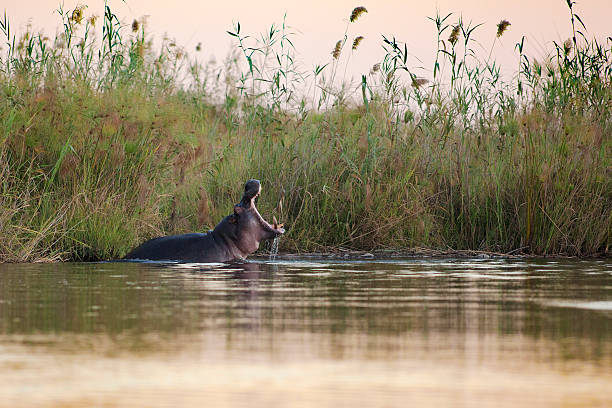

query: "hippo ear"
left=234, top=205, right=244, bottom=215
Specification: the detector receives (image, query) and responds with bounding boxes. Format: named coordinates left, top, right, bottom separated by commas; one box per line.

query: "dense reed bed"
left=0, top=2, right=610, bottom=261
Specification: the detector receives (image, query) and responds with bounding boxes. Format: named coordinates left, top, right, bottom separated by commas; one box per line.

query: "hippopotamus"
left=124, top=179, right=284, bottom=263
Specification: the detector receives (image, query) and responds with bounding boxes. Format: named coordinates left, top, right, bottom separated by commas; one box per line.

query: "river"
left=0, top=258, right=610, bottom=407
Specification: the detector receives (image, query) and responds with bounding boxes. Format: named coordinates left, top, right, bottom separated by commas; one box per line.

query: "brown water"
left=0, top=258, right=611, bottom=407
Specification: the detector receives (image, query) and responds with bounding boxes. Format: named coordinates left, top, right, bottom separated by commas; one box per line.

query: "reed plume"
left=448, top=25, right=460, bottom=45
left=70, top=6, right=85, bottom=25
left=131, top=19, right=140, bottom=33
left=563, top=38, right=573, bottom=54
left=411, top=77, right=429, bottom=88
left=496, top=19, right=511, bottom=37
left=349, top=6, right=368, bottom=22
left=352, top=36, right=364, bottom=50
left=332, top=40, right=342, bottom=59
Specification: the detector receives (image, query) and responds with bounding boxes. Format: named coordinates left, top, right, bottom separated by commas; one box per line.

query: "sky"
left=3, top=0, right=611, bottom=83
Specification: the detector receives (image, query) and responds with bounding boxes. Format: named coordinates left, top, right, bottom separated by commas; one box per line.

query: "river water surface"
left=0, top=258, right=611, bottom=407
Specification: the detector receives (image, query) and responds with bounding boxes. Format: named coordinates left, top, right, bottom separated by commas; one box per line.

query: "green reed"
left=0, top=2, right=609, bottom=261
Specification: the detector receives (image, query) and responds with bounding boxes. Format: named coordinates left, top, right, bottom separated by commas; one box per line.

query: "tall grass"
left=0, top=2, right=610, bottom=261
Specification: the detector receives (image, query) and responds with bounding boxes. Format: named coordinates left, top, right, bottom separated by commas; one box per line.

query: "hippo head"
left=213, top=179, right=285, bottom=260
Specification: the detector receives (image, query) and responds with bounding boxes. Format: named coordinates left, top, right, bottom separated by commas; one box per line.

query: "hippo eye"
left=228, top=214, right=238, bottom=224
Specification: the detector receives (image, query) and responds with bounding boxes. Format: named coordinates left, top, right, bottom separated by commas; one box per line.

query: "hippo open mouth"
left=124, top=179, right=284, bottom=263
left=238, top=179, right=285, bottom=236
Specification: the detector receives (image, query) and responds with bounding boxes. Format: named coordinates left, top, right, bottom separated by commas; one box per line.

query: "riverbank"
left=257, top=248, right=612, bottom=262
left=0, top=4, right=610, bottom=262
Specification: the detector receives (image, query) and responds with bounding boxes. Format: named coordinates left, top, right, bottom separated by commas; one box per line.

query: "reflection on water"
left=0, top=258, right=611, bottom=407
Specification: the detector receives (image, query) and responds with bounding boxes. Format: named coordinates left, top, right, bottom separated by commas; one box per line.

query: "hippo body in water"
left=124, top=179, right=284, bottom=263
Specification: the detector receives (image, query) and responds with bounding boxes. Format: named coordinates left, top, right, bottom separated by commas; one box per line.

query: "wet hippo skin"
left=124, top=179, right=284, bottom=263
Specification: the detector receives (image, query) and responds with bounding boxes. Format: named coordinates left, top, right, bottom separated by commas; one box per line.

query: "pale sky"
left=4, top=0, right=611, bottom=82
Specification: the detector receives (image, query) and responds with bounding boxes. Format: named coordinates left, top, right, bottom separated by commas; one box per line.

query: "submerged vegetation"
left=0, top=2, right=610, bottom=261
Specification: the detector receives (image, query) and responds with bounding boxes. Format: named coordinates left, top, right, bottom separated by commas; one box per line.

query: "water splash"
left=269, top=236, right=281, bottom=260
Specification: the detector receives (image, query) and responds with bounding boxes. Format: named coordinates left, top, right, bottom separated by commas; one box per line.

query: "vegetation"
left=0, top=2, right=610, bottom=262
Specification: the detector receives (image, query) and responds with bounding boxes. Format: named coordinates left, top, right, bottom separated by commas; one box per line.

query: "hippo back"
left=123, top=232, right=224, bottom=263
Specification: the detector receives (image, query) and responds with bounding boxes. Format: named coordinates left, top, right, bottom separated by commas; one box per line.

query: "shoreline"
left=1, top=249, right=610, bottom=264
left=253, top=248, right=612, bottom=261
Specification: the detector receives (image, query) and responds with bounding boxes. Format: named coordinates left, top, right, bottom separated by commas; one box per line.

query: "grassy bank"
left=0, top=3, right=610, bottom=261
